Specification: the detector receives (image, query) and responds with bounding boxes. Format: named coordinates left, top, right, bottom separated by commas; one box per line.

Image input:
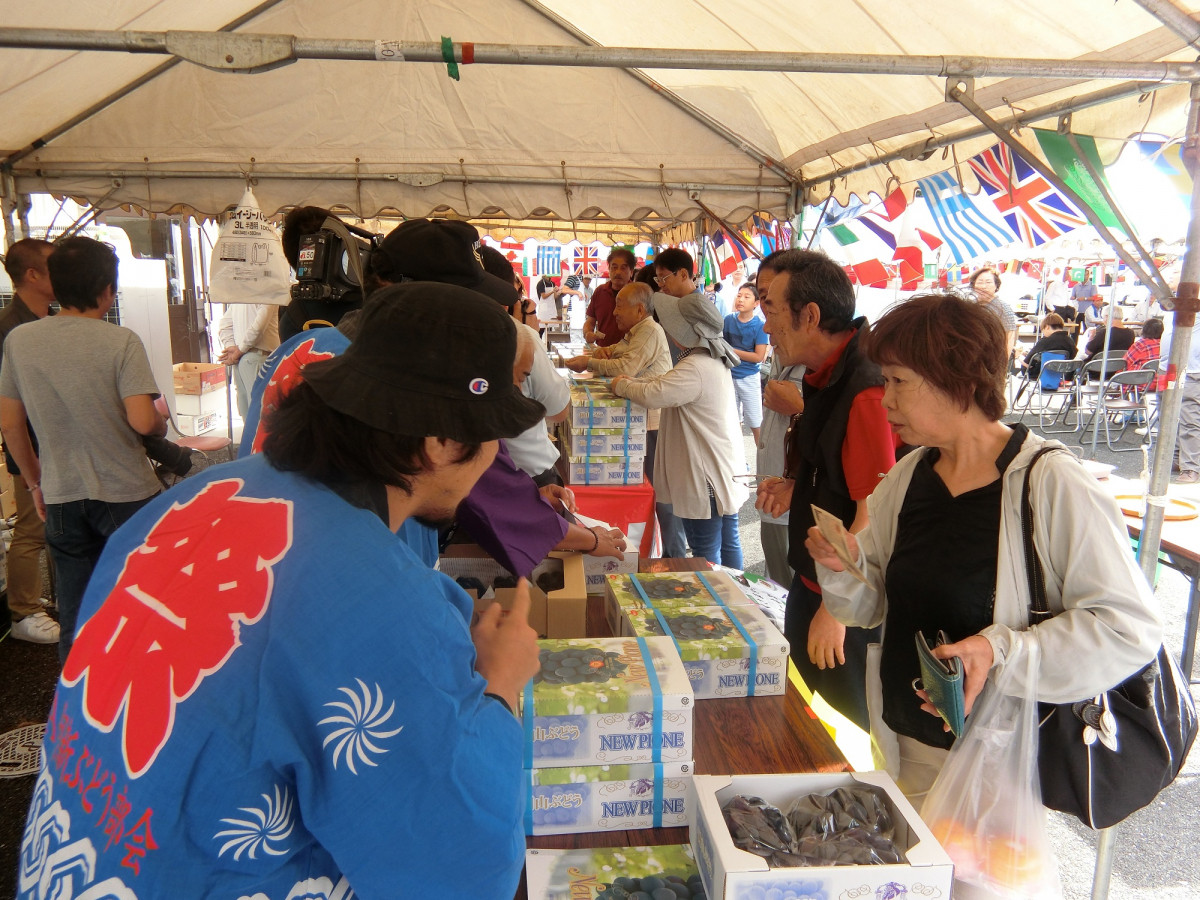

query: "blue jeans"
left=45, top=495, right=157, bottom=664
left=680, top=495, right=743, bottom=568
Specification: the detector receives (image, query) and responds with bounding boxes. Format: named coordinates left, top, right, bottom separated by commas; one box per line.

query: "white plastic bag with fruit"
left=920, top=632, right=1062, bottom=900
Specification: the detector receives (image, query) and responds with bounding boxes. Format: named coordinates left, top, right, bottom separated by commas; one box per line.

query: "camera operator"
left=278, top=206, right=370, bottom=341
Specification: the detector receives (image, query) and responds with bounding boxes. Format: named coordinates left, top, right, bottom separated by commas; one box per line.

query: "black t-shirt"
left=880, top=424, right=1027, bottom=748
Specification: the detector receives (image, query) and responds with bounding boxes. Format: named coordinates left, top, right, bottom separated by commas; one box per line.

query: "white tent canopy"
left=1, top=0, right=1197, bottom=229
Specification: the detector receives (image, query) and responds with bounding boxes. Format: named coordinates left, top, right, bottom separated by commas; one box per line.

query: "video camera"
left=291, top=217, right=381, bottom=304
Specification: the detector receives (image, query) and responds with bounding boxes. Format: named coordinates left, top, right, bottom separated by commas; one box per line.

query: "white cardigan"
left=818, top=430, right=1162, bottom=705
left=613, top=351, right=748, bottom=519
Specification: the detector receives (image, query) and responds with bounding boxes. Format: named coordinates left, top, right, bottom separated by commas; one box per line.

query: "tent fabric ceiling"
left=1, top=0, right=1197, bottom=227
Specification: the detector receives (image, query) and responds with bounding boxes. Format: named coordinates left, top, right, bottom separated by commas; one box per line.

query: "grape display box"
left=689, top=772, right=954, bottom=900
left=525, top=844, right=704, bottom=900
left=605, top=572, right=789, bottom=699
left=563, top=454, right=645, bottom=486
left=519, top=636, right=693, bottom=768
left=569, top=382, right=648, bottom=432
left=566, top=424, right=649, bottom=458
left=525, top=760, right=692, bottom=835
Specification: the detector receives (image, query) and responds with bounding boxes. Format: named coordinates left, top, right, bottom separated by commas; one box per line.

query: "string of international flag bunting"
left=493, top=134, right=1188, bottom=288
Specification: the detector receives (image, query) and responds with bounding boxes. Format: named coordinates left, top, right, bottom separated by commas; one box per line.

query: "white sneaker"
left=10, top=611, right=60, bottom=644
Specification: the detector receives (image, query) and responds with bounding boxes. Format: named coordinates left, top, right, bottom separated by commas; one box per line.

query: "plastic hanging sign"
left=208, top=188, right=291, bottom=306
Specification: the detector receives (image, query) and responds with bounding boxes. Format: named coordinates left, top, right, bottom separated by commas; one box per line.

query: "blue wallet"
left=915, top=630, right=965, bottom=737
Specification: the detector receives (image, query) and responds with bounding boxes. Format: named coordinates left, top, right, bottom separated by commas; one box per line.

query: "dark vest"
left=786, top=319, right=884, bottom=582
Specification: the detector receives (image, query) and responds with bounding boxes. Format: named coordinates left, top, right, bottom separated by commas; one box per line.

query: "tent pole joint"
left=164, top=30, right=295, bottom=73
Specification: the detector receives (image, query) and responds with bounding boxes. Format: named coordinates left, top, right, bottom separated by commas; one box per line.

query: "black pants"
left=784, top=576, right=880, bottom=732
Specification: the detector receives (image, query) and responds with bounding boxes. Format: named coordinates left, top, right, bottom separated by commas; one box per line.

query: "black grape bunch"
left=638, top=578, right=703, bottom=601
left=534, top=646, right=629, bottom=685
left=594, top=873, right=706, bottom=900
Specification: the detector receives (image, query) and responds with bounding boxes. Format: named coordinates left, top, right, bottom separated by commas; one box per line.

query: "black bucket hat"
left=303, top=282, right=545, bottom=442
left=373, top=218, right=519, bottom=307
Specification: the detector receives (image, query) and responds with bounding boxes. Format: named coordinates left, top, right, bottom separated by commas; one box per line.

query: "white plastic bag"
left=920, top=632, right=1062, bottom=900
left=208, top=188, right=291, bottom=306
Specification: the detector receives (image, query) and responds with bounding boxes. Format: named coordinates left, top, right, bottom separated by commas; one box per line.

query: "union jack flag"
left=967, top=143, right=1088, bottom=246
left=573, top=245, right=602, bottom=276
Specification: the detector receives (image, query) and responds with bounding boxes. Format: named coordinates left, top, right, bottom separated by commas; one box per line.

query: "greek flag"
left=537, top=245, right=561, bottom=276
left=917, top=171, right=1015, bottom=264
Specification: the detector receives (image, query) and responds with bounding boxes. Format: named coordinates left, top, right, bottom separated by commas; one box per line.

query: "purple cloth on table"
left=456, top=440, right=569, bottom=578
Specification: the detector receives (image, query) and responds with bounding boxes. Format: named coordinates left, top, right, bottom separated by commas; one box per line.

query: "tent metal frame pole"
left=949, top=81, right=1172, bottom=305
left=510, top=0, right=796, bottom=186
left=1132, top=0, right=1200, bottom=50
left=810, top=79, right=1176, bottom=189
left=12, top=167, right=789, bottom=196
left=1, top=0, right=292, bottom=169
left=0, top=168, right=21, bottom=249
left=1, top=27, right=1198, bottom=82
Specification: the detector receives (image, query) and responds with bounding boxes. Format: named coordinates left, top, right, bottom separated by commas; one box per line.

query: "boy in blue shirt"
left=723, top=284, right=770, bottom=446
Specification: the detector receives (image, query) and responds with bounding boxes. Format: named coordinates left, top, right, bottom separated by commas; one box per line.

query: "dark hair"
left=969, top=266, right=1002, bottom=292
left=1143, top=317, right=1165, bottom=340
left=771, top=249, right=855, bottom=333
left=757, top=248, right=790, bottom=276
left=607, top=247, right=637, bottom=270
left=655, top=247, right=694, bottom=277
left=633, top=265, right=658, bottom=286
left=1040, top=313, right=1065, bottom=331
left=262, top=379, right=481, bottom=491
left=863, top=292, right=1007, bottom=421
left=3, top=238, right=54, bottom=285
left=479, top=244, right=521, bottom=291
left=281, top=206, right=336, bottom=269
left=47, top=237, right=118, bottom=311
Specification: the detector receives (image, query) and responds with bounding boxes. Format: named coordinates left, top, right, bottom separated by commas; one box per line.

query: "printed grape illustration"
left=666, top=614, right=734, bottom=640
left=594, top=873, right=707, bottom=899
left=638, top=577, right=703, bottom=600
left=535, top=647, right=629, bottom=685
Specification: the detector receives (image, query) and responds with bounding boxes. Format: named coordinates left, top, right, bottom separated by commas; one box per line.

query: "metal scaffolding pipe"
left=1132, top=0, right=1200, bottom=50
left=808, top=79, right=1175, bottom=188
left=12, top=166, right=789, bottom=195
left=1, top=27, right=1199, bottom=81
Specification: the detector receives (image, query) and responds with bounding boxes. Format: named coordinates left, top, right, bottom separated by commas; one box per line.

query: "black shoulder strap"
left=1020, top=446, right=1062, bottom=622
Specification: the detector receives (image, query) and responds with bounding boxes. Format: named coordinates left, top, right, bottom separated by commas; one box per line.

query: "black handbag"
left=1020, top=446, right=1197, bottom=829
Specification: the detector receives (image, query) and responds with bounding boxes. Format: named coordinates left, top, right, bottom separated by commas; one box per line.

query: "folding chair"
left=1077, top=368, right=1157, bottom=452
left=1011, top=353, right=1074, bottom=427
left=1043, top=353, right=1125, bottom=434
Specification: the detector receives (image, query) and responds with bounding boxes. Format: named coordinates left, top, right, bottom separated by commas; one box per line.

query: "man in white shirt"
left=505, top=325, right=571, bottom=485
left=218, top=303, right=281, bottom=418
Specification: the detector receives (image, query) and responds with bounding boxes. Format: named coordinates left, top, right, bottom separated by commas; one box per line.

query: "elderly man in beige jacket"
left=609, top=248, right=747, bottom=566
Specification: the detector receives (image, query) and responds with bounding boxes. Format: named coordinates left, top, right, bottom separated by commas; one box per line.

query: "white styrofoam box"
left=520, top=636, right=693, bottom=768
left=566, top=424, right=649, bottom=458
left=564, top=455, right=645, bottom=486
left=174, top=386, right=229, bottom=418
left=689, top=772, right=954, bottom=900
left=525, top=760, right=692, bottom=835
left=175, top=411, right=221, bottom=436
left=569, top=383, right=648, bottom=432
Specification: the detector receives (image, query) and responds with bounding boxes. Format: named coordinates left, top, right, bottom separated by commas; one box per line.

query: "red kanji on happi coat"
left=62, top=480, right=294, bottom=778
left=251, top=337, right=337, bottom=452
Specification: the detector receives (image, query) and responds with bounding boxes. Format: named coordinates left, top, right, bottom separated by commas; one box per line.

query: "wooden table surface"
left=515, top=561, right=850, bottom=898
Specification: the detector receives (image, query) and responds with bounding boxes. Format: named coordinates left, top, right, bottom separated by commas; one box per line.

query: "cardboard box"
left=689, top=772, right=955, bottom=900
left=525, top=760, right=692, bottom=835
left=566, top=424, right=649, bottom=458
left=174, top=387, right=228, bottom=418
left=172, top=362, right=226, bottom=395
left=519, top=636, right=693, bottom=767
left=564, top=454, right=645, bottom=486
left=569, top=383, right=648, bottom=432
left=526, top=845, right=701, bottom=900
left=582, top=547, right=639, bottom=595
left=437, top=547, right=587, bottom=639
left=176, top=411, right=221, bottom=436
left=606, top=574, right=789, bottom=699
left=0, top=489, right=14, bottom=521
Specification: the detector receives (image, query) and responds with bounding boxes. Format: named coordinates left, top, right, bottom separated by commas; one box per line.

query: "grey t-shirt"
left=0, top=316, right=162, bottom=504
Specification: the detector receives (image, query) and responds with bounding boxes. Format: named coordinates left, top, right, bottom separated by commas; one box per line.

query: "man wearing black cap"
left=240, top=218, right=625, bottom=573
left=21, top=283, right=542, bottom=898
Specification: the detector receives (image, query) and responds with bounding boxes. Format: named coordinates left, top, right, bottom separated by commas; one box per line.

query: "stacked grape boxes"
left=605, top=571, right=790, bottom=700
left=519, top=636, right=695, bottom=835
left=525, top=844, right=704, bottom=900
left=564, top=381, right=646, bottom=485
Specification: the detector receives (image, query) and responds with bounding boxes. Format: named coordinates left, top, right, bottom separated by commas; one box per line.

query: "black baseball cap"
left=302, top=282, right=544, bottom=442
left=373, top=218, right=519, bottom=307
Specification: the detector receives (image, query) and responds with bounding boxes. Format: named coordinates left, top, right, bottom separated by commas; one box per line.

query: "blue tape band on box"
left=522, top=680, right=535, bottom=768
left=697, top=571, right=758, bottom=695
left=584, top=383, right=595, bottom=429
left=635, top=635, right=664, bottom=764
left=629, top=575, right=684, bottom=658
left=654, top=762, right=664, bottom=828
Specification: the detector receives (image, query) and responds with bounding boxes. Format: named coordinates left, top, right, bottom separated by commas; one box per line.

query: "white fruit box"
left=689, top=772, right=954, bottom=900
left=524, top=760, right=692, bottom=835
